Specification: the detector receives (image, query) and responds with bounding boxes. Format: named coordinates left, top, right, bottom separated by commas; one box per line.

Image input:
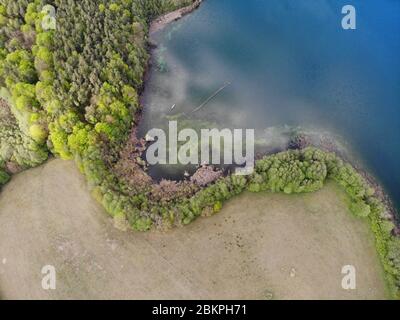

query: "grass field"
left=0, top=159, right=388, bottom=299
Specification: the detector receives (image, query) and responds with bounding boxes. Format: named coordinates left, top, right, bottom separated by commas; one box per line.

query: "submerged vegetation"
left=0, top=0, right=399, bottom=298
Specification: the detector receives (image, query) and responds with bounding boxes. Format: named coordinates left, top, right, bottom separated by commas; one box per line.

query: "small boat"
left=170, top=104, right=176, bottom=110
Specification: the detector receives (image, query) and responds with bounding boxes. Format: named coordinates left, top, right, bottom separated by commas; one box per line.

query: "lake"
left=138, top=0, right=400, bottom=209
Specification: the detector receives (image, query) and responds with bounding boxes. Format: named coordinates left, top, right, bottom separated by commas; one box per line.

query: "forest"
left=0, top=0, right=399, bottom=298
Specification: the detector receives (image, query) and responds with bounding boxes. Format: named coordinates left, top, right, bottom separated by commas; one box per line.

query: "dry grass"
left=0, top=159, right=388, bottom=299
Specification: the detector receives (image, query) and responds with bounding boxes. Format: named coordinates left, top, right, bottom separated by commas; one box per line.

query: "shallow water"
left=139, top=0, right=400, bottom=208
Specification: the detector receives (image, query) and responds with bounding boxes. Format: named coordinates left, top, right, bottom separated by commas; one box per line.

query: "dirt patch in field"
left=0, top=160, right=387, bottom=299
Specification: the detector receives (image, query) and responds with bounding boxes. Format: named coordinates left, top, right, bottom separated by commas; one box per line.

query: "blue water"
left=140, top=0, right=400, bottom=208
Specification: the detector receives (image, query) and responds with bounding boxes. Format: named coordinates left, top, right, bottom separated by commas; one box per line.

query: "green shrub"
left=0, top=170, right=10, bottom=185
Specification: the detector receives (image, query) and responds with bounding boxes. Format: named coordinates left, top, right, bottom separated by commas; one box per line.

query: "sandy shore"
left=0, top=160, right=387, bottom=299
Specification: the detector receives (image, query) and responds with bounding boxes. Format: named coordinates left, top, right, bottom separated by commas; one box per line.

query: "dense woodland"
left=0, top=0, right=399, bottom=297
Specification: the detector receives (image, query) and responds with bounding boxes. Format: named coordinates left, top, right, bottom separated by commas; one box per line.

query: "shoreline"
left=0, top=0, right=399, bottom=297
left=288, top=132, right=399, bottom=229
left=137, top=0, right=204, bottom=125
left=143, top=0, right=398, bottom=231
left=143, top=0, right=400, bottom=229
left=149, top=0, right=203, bottom=35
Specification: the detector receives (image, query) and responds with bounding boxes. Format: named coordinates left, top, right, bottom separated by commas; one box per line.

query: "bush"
left=0, top=170, right=10, bottom=185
